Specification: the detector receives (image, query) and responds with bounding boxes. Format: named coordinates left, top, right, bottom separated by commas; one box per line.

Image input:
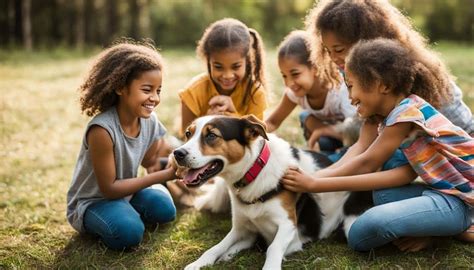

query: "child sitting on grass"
left=282, top=39, right=474, bottom=252
left=265, top=30, right=356, bottom=154
left=67, top=41, right=177, bottom=250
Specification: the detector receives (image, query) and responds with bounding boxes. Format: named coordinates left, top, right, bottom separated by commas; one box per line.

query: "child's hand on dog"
left=207, top=95, right=237, bottom=115
left=281, top=167, right=316, bottom=193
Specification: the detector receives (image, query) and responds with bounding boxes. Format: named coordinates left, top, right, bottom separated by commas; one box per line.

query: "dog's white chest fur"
left=232, top=196, right=294, bottom=242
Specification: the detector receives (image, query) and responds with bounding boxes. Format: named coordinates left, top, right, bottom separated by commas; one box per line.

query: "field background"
left=1, top=43, right=473, bottom=269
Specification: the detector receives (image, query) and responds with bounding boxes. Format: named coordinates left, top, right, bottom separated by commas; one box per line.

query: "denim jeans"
left=83, top=185, right=176, bottom=250
left=348, top=183, right=471, bottom=251
left=299, top=111, right=343, bottom=153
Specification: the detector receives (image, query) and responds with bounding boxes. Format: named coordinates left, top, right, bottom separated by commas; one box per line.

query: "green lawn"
left=1, top=43, right=473, bottom=269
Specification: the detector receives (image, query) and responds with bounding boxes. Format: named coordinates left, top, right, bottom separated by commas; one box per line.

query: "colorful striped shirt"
left=382, top=94, right=474, bottom=206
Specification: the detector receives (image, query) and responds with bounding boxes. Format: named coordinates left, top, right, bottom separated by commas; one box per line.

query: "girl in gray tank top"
left=67, top=41, right=177, bottom=250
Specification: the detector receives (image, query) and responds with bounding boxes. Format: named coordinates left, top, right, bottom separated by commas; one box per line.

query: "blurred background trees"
left=0, top=0, right=472, bottom=51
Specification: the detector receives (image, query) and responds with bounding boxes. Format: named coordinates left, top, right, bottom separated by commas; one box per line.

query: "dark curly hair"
left=305, top=0, right=453, bottom=107
left=278, top=30, right=339, bottom=90
left=196, top=18, right=267, bottom=108
left=346, top=38, right=447, bottom=108
left=79, top=40, right=163, bottom=117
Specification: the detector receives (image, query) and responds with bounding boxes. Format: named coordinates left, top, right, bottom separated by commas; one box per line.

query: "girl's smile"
left=344, top=69, right=384, bottom=118
left=321, top=31, right=351, bottom=70
left=345, top=69, right=405, bottom=119
left=209, top=49, right=247, bottom=94
left=278, top=57, right=317, bottom=98
left=118, top=69, right=163, bottom=120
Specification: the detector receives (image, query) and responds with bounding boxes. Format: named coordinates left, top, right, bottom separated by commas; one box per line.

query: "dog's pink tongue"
left=183, top=166, right=208, bottom=184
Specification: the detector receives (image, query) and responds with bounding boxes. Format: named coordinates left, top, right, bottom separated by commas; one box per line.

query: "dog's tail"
left=194, top=177, right=231, bottom=213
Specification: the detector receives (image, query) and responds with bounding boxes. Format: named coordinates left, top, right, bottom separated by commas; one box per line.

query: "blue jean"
left=348, top=183, right=471, bottom=251
left=83, top=185, right=176, bottom=250
left=299, top=111, right=343, bottom=153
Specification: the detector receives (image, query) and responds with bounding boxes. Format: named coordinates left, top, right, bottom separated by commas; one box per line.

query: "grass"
left=1, top=42, right=473, bottom=269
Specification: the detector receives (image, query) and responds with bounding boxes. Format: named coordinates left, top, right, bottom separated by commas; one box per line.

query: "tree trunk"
left=106, top=0, right=118, bottom=44
left=14, top=0, right=22, bottom=45
left=21, top=0, right=32, bottom=50
left=50, top=0, right=60, bottom=44
left=75, top=0, right=85, bottom=50
left=129, top=0, right=139, bottom=39
left=0, top=0, right=12, bottom=46
left=138, top=0, right=150, bottom=38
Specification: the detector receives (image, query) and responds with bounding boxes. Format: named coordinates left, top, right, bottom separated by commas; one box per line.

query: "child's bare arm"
left=264, top=95, right=296, bottom=132
left=355, top=122, right=413, bottom=172
left=88, top=126, right=176, bottom=199
left=315, top=120, right=378, bottom=175
left=142, top=140, right=161, bottom=172
left=318, top=121, right=411, bottom=178
left=307, top=124, right=342, bottom=150
left=282, top=164, right=416, bottom=193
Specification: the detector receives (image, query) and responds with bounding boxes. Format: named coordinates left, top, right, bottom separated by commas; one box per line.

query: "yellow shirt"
left=179, top=73, right=267, bottom=119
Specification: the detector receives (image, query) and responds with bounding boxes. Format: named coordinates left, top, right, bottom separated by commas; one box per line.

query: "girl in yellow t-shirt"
left=179, top=18, right=268, bottom=135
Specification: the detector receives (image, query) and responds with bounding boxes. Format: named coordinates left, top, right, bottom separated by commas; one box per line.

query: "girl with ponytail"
left=179, top=18, right=268, bottom=135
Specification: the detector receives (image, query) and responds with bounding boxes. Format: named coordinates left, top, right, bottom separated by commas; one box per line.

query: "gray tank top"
left=67, top=107, right=166, bottom=232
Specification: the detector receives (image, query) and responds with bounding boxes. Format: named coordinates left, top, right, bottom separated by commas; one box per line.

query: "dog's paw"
left=218, top=251, right=234, bottom=262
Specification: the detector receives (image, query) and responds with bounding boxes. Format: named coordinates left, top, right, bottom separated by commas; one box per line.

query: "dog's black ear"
left=241, top=114, right=269, bottom=141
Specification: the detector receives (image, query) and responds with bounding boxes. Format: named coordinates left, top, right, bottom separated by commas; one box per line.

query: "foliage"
left=394, top=0, right=473, bottom=42
left=0, top=0, right=472, bottom=50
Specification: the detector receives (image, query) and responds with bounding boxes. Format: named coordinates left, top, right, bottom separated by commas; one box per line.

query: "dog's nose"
left=173, top=148, right=188, bottom=163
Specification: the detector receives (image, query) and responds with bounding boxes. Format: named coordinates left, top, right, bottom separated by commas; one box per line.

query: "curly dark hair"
left=196, top=18, right=267, bottom=108
left=278, top=30, right=339, bottom=90
left=79, top=40, right=163, bottom=117
left=346, top=38, right=447, bottom=108
left=305, top=0, right=453, bottom=107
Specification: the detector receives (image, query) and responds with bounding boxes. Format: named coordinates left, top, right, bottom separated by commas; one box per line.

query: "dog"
left=172, top=115, right=372, bottom=270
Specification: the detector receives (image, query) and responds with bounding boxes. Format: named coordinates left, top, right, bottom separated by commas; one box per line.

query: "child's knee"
left=144, top=188, right=177, bottom=223
left=347, top=232, right=367, bottom=252
left=158, top=203, right=177, bottom=223
left=298, top=111, right=311, bottom=128
left=347, top=208, right=390, bottom=251
left=347, top=217, right=375, bottom=252
left=104, top=217, right=145, bottom=250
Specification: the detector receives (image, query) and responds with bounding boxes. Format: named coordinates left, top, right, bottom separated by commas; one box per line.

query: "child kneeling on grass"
left=67, top=41, right=177, bottom=250
left=265, top=30, right=356, bottom=156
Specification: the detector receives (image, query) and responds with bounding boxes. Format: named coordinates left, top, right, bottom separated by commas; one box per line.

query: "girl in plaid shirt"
left=282, top=39, right=473, bottom=252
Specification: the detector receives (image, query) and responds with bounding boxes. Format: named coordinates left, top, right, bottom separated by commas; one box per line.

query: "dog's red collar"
left=233, top=140, right=270, bottom=189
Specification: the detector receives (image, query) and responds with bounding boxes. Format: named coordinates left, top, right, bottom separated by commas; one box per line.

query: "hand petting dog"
left=281, top=167, right=316, bottom=193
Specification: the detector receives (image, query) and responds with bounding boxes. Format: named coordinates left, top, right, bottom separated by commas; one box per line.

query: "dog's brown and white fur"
left=172, top=115, right=371, bottom=270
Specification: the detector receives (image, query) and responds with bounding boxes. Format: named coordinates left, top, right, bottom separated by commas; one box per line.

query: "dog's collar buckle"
left=233, top=141, right=270, bottom=190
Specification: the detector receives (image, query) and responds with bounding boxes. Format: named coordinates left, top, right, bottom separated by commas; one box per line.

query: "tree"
left=106, top=0, right=118, bottom=44
left=75, top=0, right=85, bottom=50
left=22, top=0, right=32, bottom=50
